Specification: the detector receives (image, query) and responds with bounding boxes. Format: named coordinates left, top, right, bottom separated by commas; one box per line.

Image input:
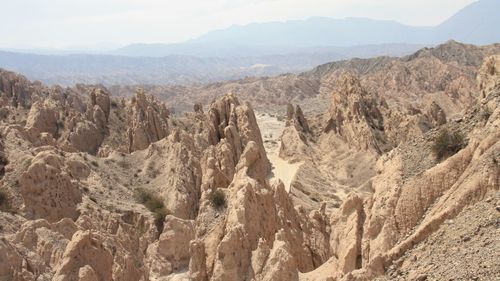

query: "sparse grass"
left=0, top=154, right=8, bottom=176
left=482, top=106, right=492, bottom=121
left=90, top=160, right=99, bottom=167
left=431, top=129, right=467, bottom=161
left=22, top=158, right=32, bottom=170
left=134, top=188, right=170, bottom=232
left=0, top=190, right=7, bottom=207
left=0, top=189, right=15, bottom=213
left=209, top=189, right=226, bottom=209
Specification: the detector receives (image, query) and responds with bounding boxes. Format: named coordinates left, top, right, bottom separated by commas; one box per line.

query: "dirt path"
left=256, top=112, right=302, bottom=192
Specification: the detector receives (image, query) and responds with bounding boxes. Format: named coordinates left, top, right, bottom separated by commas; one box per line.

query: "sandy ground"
left=256, top=112, right=302, bottom=192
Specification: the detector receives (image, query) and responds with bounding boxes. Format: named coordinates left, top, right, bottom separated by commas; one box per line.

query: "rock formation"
left=0, top=44, right=499, bottom=281
left=127, top=89, right=170, bottom=152
left=323, top=73, right=390, bottom=154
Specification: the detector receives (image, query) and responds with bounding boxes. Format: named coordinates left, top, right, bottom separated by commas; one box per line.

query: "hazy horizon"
left=1, top=0, right=477, bottom=50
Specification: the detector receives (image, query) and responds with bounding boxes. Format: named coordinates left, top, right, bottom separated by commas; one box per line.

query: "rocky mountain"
left=0, top=44, right=426, bottom=86
left=113, top=0, right=500, bottom=57
left=111, top=41, right=500, bottom=114
left=432, top=0, right=500, bottom=45
left=0, top=42, right=499, bottom=281
left=2, top=1, right=498, bottom=87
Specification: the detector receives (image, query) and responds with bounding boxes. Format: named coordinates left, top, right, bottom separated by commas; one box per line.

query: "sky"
left=0, top=0, right=477, bottom=49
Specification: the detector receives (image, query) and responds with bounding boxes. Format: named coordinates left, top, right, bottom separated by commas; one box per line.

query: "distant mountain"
left=110, top=18, right=430, bottom=57
left=0, top=0, right=497, bottom=86
left=0, top=44, right=425, bottom=86
left=111, top=0, right=499, bottom=58
left=189, top=17, right=430, bottom=47
left=432, top=0, right=500, bottom=45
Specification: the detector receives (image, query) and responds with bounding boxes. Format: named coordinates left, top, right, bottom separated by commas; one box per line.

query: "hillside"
left=111, top=41, right=500, bottom=115
left=0, top=44, right=425, bottom=86
left=113, top=0, right=500, bottom=57
left=1, top=1, right=498, bottom=87
left=0, top=42, right=499, bottom=280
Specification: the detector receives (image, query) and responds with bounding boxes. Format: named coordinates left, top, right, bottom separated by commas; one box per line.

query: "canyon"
left=0, top=41, right=498, bottom=281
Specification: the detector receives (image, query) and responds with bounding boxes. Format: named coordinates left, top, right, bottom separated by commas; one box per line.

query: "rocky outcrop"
left=477, top=55, right=500, bottom=98
left=88, top=88, right=111, bottom=121
left=0, top=69, right=37, bottom=109
left=138, top=132, right=202, bottom=219
left=280, top=103, right=312, bottom=161
left=1, top=46, right=499, bottom=281
left=128, top=89, right=170, bottom=152
left=425, top=101, right=447, bottom=126
left=20, top=151, right=82, bottom=222
left=202, top=93, right=270, bottom=191
left=197, top=141, right=330, bottom=281
left=25, top=100, right=59, bottom=139
left=146, top=216, right=195, bottom=278
left=329, top=194, right=365, bottom=274
left=53, top=231, right=114, bottom=281
left=64, top=116, right=103, bottom=154
left=324, top=74, right=390, bottom=154
left=286, top=103, right=310, bottom=133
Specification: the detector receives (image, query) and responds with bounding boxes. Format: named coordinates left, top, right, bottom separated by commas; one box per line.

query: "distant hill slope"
left=0, top=1, right=497, bottom=86
left=190, top=17, right=430, bottom=47
left=111, top=0, right=499, bottom=57
left=108, top=41, right=500, bottom=113
left=432, top=0, right=500, bottom=45
left=0, top=44, right=424, bottom=86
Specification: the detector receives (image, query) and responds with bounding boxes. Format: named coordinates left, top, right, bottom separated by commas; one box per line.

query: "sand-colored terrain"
left=256, top=112, right=303, bottom=192
left=0, top=43, right=499, bottom=281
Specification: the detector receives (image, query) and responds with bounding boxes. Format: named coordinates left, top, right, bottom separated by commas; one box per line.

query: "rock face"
left=279, top=104, right=312, bottom=161
left=20, top=151, right=82, bottom=222
left=53, top=231, right=114, bottom=281
left=25, top=100, right=59, bottom=139
left=286, top=104, right=310, bottom=133
left=64, top=117, right=104, bottom=154
left=0, top=69, right=36, bottom=108
left=88, top=88, right=111, bottom=122
left=146, top=216, right=195, bottom=278
left=425, top=101, right=447, bottom=126
left=478, top=55, right=500, bottom=98
left=324, top=74, right=390, bottom=154
left=202, top=93, right=270, bottom=190
left=128, top=89, right=170, bottom=152
left=1, top=45, right=499, bottom=281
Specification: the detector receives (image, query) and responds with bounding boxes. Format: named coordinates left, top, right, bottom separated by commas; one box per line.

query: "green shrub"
left=134, top=188, right=170, bottom=231
left=209, top=189, right=226, bottom=209
left=0, top=189, right=14, bottom=213
left=0, top=190, right=7, bottom=208
left=431, top=129, right=466, bottom=161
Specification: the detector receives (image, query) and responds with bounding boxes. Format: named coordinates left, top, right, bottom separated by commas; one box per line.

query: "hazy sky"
left=0, top=0, right=477, bottom=49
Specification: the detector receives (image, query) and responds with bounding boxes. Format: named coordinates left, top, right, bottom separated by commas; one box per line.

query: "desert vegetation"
left=431, top=129, right=467, bottom=161
left=135, top=188, right=170, bottom=231
left=209, top=189, right=226, bottom=209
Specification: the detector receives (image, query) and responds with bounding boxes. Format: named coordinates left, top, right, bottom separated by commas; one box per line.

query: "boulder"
left=20, top=152, right=82, bottom=222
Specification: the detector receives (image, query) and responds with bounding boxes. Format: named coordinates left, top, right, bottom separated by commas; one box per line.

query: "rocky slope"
left=110, top=41, right=500, bottom=115
left=0, top=48, right=498, bottom=281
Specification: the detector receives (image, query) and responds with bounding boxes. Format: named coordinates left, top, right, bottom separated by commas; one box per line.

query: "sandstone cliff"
left=0, top=47, right=498, bottom=281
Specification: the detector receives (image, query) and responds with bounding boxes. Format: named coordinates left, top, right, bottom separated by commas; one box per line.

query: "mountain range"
left=111, top=0, right=500, bottom=57
left=0, top=0, right=498, bottom=86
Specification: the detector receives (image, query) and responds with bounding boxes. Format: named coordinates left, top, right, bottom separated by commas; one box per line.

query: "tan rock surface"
left=0, top=44, right=499, bottom=281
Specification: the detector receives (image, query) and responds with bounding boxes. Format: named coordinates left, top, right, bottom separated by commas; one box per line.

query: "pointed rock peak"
left=478, top=55, right=500, bottom=98
left=285, top=103, right=310, bottom=133
left=426, top=101, right=447, bottom=126
left=324, top=73, right=389, bottom=153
